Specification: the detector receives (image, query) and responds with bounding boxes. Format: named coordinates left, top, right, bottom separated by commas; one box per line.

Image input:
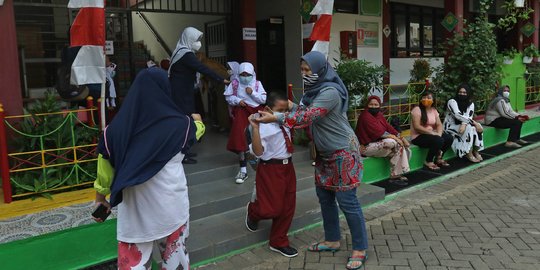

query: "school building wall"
left=256, top=0, right=303, bottom=89
left=131, top=12, right=225, bottom=63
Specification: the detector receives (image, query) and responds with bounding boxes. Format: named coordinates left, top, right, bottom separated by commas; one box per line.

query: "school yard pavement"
left=196, top=144, right=540, bottom=270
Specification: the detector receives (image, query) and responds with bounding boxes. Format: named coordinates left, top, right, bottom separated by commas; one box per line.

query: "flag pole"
left=100, top=11, right=106, bottom=130
left=100, top=62, right=106, bottom=130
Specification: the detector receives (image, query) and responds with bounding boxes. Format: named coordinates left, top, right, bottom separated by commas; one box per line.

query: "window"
left=334, top=0, right=358, bottom=14
left=390, top=3, right=445, bottom=58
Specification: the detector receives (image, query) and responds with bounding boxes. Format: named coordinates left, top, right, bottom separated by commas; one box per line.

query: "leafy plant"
left=523, top=44, right=540, bottom=58
left=8, top=90, right=99, bottom=199
left=502, top=47, right=519, bottom=59
left=432, top=0, right=502, bottom=104
left=409, top=58, right=432, bottom=83
left=497, top=0, right=533, bottom=32
left=334, top=58, right=387, bottom=110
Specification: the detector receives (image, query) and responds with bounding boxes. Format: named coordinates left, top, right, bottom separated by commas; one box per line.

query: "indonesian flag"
left=69, top=3, right=105, bottom=85
left=309, top=0, right=334, bottom=56
left=70, top=46, right=105, bottom=85
left=68, top=0, right=104, bottom=8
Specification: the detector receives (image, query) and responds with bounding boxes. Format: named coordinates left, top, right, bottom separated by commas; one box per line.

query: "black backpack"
left=55, top=46, right=89, bottom=101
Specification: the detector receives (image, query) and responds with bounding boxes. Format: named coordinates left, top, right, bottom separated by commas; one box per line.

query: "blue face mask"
left=239, top=75, right=253, bottom=85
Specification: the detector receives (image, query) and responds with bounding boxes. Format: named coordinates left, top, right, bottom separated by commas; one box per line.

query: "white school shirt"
left=224, top=81, right=267, bottom=108
left=117, top=152, right=189, bottom=243
left=250, top=122, right=292, bottom=161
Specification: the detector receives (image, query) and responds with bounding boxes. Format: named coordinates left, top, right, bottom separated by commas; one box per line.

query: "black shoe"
left=182, top=157, right=197, bottom=164
left=269, top=246, right=298, bottom=258
left=186, top=152, right=198, bottom=158
left=245, top=203, right=258, bottom=232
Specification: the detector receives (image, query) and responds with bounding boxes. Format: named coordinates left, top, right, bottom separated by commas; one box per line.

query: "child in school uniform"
left=245, top=92, right=298, bottom=258
left=224, top=62, right=267, bottom=184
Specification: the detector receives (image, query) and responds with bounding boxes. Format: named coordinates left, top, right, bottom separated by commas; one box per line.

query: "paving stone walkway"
left=196, top=145, right=540, bottom=270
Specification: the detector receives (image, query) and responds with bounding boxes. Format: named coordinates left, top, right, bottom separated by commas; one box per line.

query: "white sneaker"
left=235, top=171, right=248, bottom=184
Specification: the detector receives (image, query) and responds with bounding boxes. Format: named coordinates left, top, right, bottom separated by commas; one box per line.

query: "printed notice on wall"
left=356, top=21, right=378, bottom=47
left=105, top=41, right=114, bottom=55
left=242, top=28, right=257, bottom=40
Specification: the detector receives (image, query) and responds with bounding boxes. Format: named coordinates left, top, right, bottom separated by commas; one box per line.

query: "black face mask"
left=456, top=95, right=468, bottom=101
left=368, top=108, right=380, bottom=115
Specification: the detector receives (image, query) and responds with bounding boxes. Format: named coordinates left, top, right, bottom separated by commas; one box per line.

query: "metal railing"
left=0, top=99, right=99, bottom=203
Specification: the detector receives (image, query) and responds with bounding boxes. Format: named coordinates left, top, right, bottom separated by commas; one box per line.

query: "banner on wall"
left=356, top=21, right=378, bottom=47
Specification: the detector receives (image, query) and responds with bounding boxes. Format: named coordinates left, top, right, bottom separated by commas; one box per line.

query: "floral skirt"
left=315, top=148, right=363, bottom=191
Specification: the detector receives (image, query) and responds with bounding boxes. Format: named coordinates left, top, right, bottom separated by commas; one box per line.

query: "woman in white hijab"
left=224, top=62, right=267, bottom=184
left=169, top=27, right=229, bottom=164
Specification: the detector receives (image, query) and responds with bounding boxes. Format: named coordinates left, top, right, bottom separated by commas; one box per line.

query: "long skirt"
left=361, top=138, right=411, bottom=177
left=446, top=123, right=484, bottom=158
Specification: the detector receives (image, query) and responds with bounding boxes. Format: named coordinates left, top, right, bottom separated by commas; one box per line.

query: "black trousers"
left=488, top=117, right=523, bottom=142
left=412, top=132, right=453, bottom=162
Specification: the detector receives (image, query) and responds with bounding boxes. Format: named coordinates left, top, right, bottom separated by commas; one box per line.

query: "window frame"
left=390, top=3, right=445, bottom=58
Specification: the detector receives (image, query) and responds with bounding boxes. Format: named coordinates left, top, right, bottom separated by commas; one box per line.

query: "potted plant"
left=334, top=58, right=387, bottom=111
left=409, top=58, right=432, bottom=83
left=523, top=44, right=539, bottom=63
left=502, top=48, right=518, bottom=64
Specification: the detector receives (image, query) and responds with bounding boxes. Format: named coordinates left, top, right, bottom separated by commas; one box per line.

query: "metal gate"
left=204, top=19, right=228, bottom=65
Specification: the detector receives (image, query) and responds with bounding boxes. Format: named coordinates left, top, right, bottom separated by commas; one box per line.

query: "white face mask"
left=192, top=41, right=202, bottom=52
left=503, top=91, right=510, bottom=98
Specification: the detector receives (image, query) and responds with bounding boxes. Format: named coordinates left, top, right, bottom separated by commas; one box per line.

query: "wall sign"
left=105, top=41, right=114, bottom=55
left=356, top=21, right=379, bottom=47
left=242, top=28, right=257, bottom=40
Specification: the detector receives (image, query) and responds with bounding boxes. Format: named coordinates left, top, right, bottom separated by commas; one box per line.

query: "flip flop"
left=308, top=242, right=340, bottom=252
left=346, top=254, right=368, bottom=270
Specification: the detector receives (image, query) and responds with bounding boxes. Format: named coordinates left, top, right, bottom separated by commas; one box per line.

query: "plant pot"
left=503, top=58, right=514, bottom=65
left=523, top=56, right=533, bottom=64
left=515, top=0, right=525, bottom=7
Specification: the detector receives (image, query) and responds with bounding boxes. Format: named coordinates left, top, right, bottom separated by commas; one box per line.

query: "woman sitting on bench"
left=485, top=85, right=529, bottom=148
left=410, top=91, right=453, bottom=171
left=355, top=96, right=411, bottom=186
left=443, top=84, right=484, bottom=162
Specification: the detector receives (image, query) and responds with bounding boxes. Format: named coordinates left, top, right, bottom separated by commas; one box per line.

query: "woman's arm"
left=180, top=53, right=224, bottom=82
left=278, top=89, right=339, bottom=129
left=497, top=100, right=520, bottom=119
left=447, top=99, right=473, bottom=123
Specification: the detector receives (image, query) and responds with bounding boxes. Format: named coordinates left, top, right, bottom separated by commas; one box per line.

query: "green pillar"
left=500, top=54, right=526, bottom=111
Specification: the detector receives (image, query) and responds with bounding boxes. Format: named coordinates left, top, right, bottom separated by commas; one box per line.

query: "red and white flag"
left=309, top=0, right=334, bottom=56
left=69, top=4, right=105, bottom=86
left=70, top=46, right=105, bottom=85
left=68, top=0, right=104, bottom=8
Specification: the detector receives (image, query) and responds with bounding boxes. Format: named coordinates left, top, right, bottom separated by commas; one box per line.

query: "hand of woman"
left=473, top=122, right=483, bottom=133
left=239, top=100, right=247, bottom=107
left=246, top=87, right=253, bottom=95
left=401, top=137, right=410, bottom=148
left=93, top=194, right=111, bottom=223
left=191, top=113, right=202, bottom=122
left=255, top=110, right=278, bottom=123
left=459, top=123, right=467, bottom=134
left=288, top=100, right=295, bottom=110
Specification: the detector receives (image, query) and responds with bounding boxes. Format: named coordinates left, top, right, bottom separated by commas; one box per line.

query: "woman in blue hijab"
left=256, top=51, right=368, bottom=269
left=92, top=68, right=205, bottom=269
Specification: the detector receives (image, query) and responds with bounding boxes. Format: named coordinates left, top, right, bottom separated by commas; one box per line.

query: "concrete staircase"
left=183, top=131, right=386, bottom=263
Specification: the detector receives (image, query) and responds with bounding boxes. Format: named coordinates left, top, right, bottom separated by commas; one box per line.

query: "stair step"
left=189, top=160, right=315, bottom=220
left=184, top=147, right=311, bottom=185
left=187, top=184, right=385, bottom=263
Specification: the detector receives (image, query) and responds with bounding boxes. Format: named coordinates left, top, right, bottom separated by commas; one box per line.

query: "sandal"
left=465, top=154, right=480, bottom=163
left=424, top=162, right=440, bottom=171
left=389, top=176, right=408, bottom=186
left=346, top=254, right=368, bottom=270
left=308, top=242, right=340, bottom=252
left=436, top=159, right=450, bottom=167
